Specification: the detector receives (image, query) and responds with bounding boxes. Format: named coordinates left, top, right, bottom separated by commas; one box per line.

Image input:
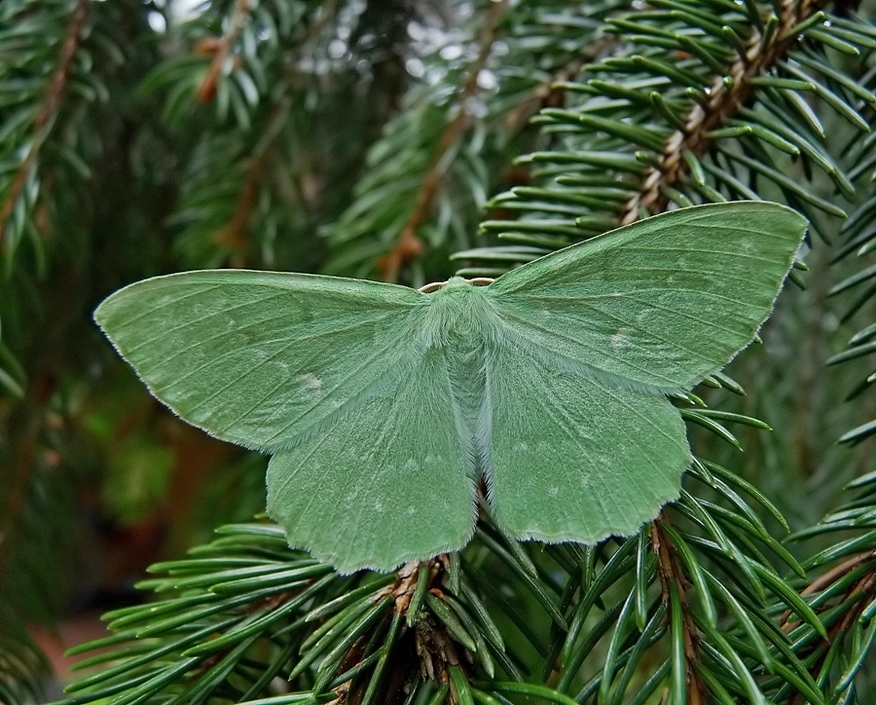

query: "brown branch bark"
left=208, top=2, right=343, bottom=263
left=785, top=552, right=876, bottom=704
left=196, top=0, right=252, bottom=103
left=801, top=551, right=876, bottom=598
left=651, top=519, right=708, bottom=704
left=210, top=97, right=294, bottom=263
left=210, top=148, right=269, bottom=259
left=377, top=0, right=509, bottom=282
left=0, top=0, right=89, bottom=247
left=621, top=0, right=822, bottom=224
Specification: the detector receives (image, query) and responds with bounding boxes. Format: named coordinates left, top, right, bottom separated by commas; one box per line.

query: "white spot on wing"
left=296, top=373, right=322, bottom=390
left=611, top=330, right=632, bottom=349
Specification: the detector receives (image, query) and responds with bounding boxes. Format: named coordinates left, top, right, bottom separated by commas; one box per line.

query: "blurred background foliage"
left=4, top=0, right=876, bottom=703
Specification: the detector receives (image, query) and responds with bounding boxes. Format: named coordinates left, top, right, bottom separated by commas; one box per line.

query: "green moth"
left=95, top=202, right=807, bottom=573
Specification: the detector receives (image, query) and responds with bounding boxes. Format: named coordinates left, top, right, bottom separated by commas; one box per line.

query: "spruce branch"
left=827, top=58, right=876, bottom=447
left=0, top=0, right=89, bottom=248
left=329, top=1, right=616, bottom=282
left=794, top=552, right=876, bottom=607
left=196, top=0, right=253, bottom=103
left=211, top=96, right=293, bottom=261
left=8, top=3, right=876, bottom=703
left=377, top=0, right=509, bottom=282
left=465, top=0, right=874, bottom=276
left=622, top=0, right=824, bottom=223
left=651, top=519, right=709, bottom=703
left=57, top=528, right=551, bottom=704
left=785, top=558, right=876, bottom=704
left=781, top=467, right=876, bottom=699
left=34, top=0, right=90, bottom=131
left=0, top=403, right=80, bottom=704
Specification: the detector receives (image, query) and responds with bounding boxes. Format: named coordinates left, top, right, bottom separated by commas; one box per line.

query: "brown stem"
left=210, top=98, right=293, bottom=262
left=782, top=552, right=876, bottom=704
left=384, top=556, right=447, bottom=615
left=210, top=149, right=268, bottom=259
left=651, top=519, right=708, bottom=704
left=209, top=2, right=343, bottom=262
left=792, top=579, right=876, bottom=705
left=800, top=551, right=876, bottom=598
left=377, top=0, right=509, bottom=282
left=196, top=0, right=252, bottom=103
left=621, top=0, right=821, bottom=224
left=780, top=552, right=876, bottom=634
left=0, top=0, right=89, bottom=246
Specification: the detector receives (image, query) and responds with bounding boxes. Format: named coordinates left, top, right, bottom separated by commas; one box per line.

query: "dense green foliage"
left=2, top=0, right=876, bottom=703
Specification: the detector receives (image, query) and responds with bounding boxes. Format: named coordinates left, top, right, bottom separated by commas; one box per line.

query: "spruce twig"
left=377, top=0, right=509, bottom=282
left=211, top=97, right=293, bottom=260
left=622, top=0, right=822, bottom=223
left=0, top=0, right=89, bottom=246
left=651, top=519, right=708, bottom=704
left=196, top=0, right=253, bottom=103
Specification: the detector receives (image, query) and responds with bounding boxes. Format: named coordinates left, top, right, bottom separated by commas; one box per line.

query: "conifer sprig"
left=460, top=0, right=875, bottom=277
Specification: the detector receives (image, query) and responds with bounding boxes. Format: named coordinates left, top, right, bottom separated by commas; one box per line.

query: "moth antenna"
left=418, top=276, right=494, bottom=293
left=418, top=280, right=446, bottom=293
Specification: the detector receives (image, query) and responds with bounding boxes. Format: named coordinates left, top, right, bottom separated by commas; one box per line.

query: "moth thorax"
left=422, top=280, right=496, bottom=348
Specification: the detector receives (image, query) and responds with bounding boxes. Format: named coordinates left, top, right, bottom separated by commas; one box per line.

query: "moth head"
left=417, top=276, right=500, bottom=347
